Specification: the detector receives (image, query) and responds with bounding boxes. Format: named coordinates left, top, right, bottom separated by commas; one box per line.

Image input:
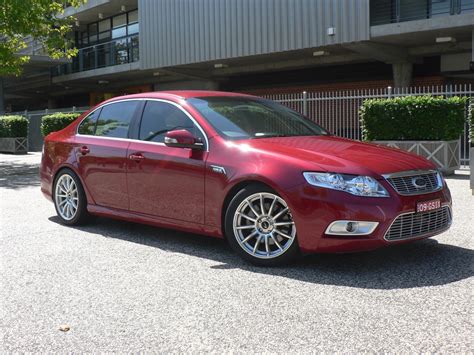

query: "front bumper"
left=285, top=181, right=452, bottom=254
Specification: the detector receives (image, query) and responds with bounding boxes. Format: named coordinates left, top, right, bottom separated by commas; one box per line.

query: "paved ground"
left=1, top=153, right=473, bottom=353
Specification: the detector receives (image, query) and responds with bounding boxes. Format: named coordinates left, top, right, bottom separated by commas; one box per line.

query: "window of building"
left=112, top=26, right=127, bottom=39
left=98, top=19, right=110, bottom=32
left=139, top=101, right=204, bottom=144
left=78, top=109, right=101, bottom=135
left=80, top=31, right=88, bottom=46
left=113, top=14, right=127, bottom=28
left=95, top=101, right=139, bottom=138
left=87, top=22, right=98, bottom=44
left=98, top=19, right=111, bottom=42
left=76, top=9, right=138, bottom=49
left=127, top=23, right=139, bottom=35
left=128, top=10, right=138, bottom=23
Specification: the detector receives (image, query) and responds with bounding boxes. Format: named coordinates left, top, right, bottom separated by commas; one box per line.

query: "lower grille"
left=384, top=206, right=451, bottom=241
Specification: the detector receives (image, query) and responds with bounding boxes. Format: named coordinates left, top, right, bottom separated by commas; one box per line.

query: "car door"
left=76, top=100, right=141, bottom=210
left=126, top=100, right=207, bottom=224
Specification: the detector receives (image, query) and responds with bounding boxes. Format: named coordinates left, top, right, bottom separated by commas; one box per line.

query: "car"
left=40, top=91, right=452, bottom=266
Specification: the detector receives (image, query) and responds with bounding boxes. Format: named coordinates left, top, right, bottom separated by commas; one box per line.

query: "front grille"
left=384, top=206, right=451, bottom=241
left=385, top=171, right=442, bottom=195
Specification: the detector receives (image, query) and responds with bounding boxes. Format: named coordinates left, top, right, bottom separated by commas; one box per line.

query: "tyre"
left=53, top=168, right=91, bottom=225
left=225, top=184, right=300, bottom=266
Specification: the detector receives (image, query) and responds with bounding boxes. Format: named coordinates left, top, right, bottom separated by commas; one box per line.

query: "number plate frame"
left=416, top=199, right=441, bottom=213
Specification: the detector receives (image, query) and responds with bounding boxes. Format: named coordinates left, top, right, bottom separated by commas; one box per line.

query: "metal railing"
left=262, top=85, right=473, bottom=169
left=13, top=106, right=89, bottom=152
left=371, top=0, right=474, bottom=25
left=11, top=86, right=474, bottom=169
left=52, top=34, right=139, bottom=76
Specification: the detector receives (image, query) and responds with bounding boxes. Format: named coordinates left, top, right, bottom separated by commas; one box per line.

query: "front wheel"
left=225, top=184, right=300, bottom=266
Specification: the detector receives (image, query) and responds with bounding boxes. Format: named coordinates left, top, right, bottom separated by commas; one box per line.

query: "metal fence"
left=15, top=106, right=89, bottom=151
left=263, top=84, right=473, bottom=169
left=11, top=85, right=473, bottom=169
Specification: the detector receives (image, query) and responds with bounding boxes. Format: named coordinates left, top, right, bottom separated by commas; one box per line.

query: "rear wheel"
left=225, top=184, right=300, bottom=266
left=53, top=169, right=91, bottom=225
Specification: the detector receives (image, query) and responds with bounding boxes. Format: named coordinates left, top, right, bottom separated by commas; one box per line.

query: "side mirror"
left=164, top=129, right=204, bottom=150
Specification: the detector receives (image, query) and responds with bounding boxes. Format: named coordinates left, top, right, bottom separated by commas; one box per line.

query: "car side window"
left=95, top=101, right=139, bottom=138
left=78, top=109, right=101, bottom=135
left=139, top=101, right=205, bottom=144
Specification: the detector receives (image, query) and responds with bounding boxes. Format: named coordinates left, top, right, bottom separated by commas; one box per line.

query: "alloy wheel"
left=232, top=192, right=297, bottom=259
left=55, top=174, right=79, bottom=221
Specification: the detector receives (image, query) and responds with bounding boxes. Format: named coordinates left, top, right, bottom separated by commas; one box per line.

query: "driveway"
left=1, top=153, right=473, bottom=352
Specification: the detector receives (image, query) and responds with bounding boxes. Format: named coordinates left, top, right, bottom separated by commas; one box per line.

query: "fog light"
left=325, top=221, right=378, bottom=236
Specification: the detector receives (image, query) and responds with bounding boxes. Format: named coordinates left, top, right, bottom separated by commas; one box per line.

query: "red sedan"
left=40, top=91, right=452, bottom=266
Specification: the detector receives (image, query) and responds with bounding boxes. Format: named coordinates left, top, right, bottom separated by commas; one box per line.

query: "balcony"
left=371, top=0, right=474, bottom=25
left=52, top=34, right=139, bottom=76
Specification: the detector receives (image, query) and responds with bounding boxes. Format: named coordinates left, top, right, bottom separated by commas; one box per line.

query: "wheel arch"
left=52, top=164, right=95, bottom=205
left=220, top=178, right=280, bottom=237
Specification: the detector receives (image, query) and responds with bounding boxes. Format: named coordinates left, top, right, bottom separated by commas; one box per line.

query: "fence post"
left=387, top=86, right=392, bottom=99
left=73, top=106, right=76, bottom=113
left=447, top=84, right=453, bottom=97
left=303, top=91, right=308, bottom=116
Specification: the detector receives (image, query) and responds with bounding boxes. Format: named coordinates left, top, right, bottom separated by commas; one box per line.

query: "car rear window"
left=95, top=101, right=140, bottom=138
left=78, top=109, right=101, bottom=135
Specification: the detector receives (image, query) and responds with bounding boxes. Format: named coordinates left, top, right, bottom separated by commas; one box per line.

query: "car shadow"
left=0, top=161, right=40, bottom=189
left=48, top=215, right=473, bottom=290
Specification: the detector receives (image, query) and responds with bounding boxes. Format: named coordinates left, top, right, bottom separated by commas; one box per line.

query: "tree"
left=0, top=0, right=86, bottom=76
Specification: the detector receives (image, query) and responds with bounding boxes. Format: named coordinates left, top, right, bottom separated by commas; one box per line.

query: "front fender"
left=204, top=141, right=310, bottom=233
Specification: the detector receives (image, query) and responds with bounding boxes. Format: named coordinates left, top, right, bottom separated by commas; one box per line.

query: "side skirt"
left=87, top=204, right=223, bottom=238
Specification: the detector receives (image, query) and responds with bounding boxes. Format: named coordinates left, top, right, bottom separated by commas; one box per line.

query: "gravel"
left=1, top=153, right=473, bottom=353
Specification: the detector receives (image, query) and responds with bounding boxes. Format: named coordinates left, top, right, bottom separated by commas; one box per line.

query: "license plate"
left=416, top=199, right=441, bottom=213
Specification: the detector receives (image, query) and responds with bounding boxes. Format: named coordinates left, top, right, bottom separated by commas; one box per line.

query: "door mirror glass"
left=164, top=129, right=204, bottom=150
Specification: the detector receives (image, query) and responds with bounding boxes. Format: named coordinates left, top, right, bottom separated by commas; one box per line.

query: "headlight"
left=436, top=169, right=445, bottom=186
left=303, top=172, right=389, bottom=197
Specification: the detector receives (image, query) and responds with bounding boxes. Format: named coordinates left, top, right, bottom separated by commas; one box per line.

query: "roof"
left=106, top=90, right=256, bottom=102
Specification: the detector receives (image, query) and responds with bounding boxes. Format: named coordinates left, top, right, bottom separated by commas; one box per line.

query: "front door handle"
left=129, top=153, right=144, bottom=161
left=80, top=146, right=90, bottom=155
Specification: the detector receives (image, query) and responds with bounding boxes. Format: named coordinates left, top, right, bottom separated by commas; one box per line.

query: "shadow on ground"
left=49, top=215, right=473, bottom=290
left=0, top=161, right=40, bottom=189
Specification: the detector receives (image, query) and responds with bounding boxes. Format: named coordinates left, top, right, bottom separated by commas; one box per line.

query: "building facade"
left=2, top=0, right=474, bottom=111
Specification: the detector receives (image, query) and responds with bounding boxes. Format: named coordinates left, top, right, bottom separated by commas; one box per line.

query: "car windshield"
left=187, top=96, right=328, bottom=140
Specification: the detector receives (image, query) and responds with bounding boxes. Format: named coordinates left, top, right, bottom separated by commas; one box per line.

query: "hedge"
left=360, top=95, right=468, bottom=141
left=0, top=115, right=28, bottom=138
left=41, top=112, right=81, bottom=136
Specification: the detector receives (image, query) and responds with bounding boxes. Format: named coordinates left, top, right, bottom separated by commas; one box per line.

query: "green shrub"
left=360, top=95, right=468, bottom=141
left=41, top=112, right=81, bottom=136
left=0, top=115, right=28, bottom=138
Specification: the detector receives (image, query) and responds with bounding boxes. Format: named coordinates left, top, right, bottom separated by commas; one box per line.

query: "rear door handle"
left=80, top=146, right=90, bottom=155
left=129, top=153, right=144, bottom=161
